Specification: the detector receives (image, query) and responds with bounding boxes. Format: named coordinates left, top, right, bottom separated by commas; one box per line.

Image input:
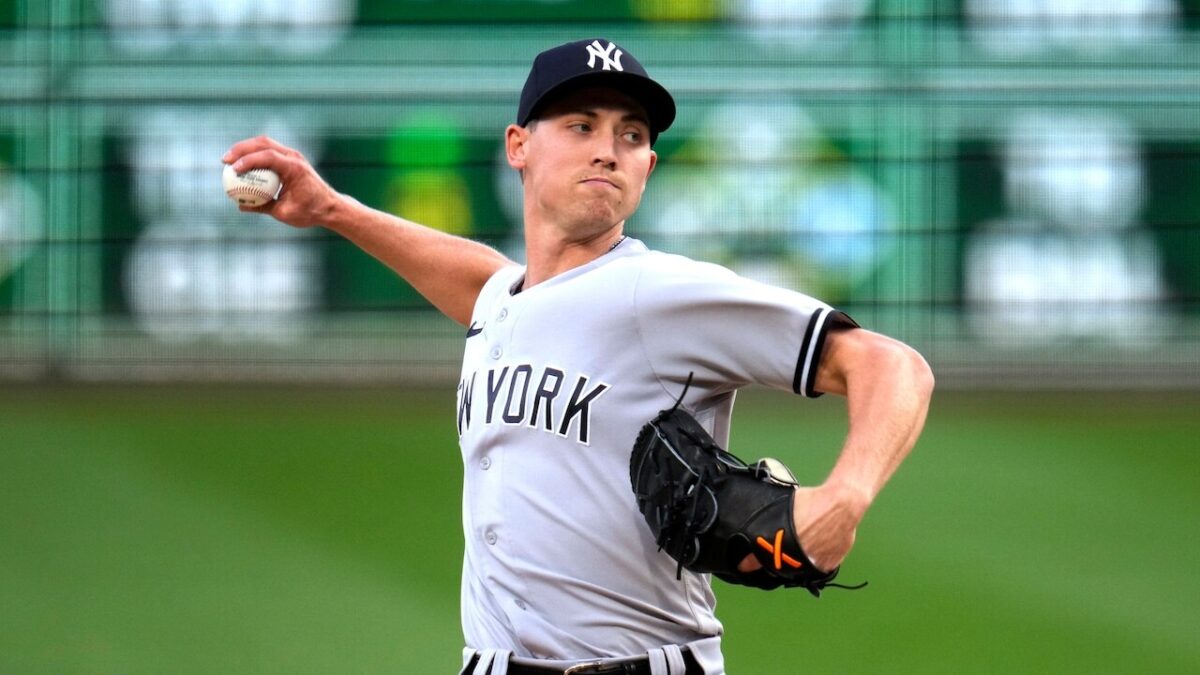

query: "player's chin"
left=576, top=199, right=624, bottom=227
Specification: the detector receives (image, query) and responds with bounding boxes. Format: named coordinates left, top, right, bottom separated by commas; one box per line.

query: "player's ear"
left=505, top=124, right=531, bottom=171
left=645, top=150, right=658, bottom=180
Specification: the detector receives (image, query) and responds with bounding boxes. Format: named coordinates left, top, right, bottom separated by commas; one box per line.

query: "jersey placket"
left=470, top=291, right=532, bottom=623
left=477, top=297, right=516, bottom=553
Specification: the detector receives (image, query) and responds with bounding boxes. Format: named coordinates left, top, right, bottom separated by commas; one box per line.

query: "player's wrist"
left=321, top=192, right=367, bottom=232
left=822, top=478, right=874, bottom=518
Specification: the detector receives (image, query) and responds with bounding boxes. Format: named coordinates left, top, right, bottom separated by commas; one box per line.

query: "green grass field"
left=2, top=386, right=1198, bottom=674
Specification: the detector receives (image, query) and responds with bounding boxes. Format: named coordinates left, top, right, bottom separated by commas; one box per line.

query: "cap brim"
left=521, top=70, right=676, bottom=144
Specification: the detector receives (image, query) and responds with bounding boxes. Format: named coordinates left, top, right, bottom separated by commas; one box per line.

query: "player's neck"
left=521, top=221, right=626, bottom=289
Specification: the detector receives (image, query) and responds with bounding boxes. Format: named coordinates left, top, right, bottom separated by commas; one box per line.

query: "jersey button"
left=485, top=530, right=497, bottom=545
left=515, top=599, right=527, bottom=611
left=490, top=347, right=502, bottom=360
left=480, top=457, right=491, bottom=470
left=497, top=308, right=508, bottom=322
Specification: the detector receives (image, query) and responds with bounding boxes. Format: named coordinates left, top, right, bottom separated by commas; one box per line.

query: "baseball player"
left=224, top=38, right=933, bottom=675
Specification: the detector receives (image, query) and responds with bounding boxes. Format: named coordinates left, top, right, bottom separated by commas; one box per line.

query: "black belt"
left=462, top=650, right=703, bottom=675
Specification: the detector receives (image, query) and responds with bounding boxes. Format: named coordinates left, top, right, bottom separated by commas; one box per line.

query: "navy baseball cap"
left=517, top=38, right=676, bottom=145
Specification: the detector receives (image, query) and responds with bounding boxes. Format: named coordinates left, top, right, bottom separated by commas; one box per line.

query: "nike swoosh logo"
left=466, top=322, right=484, bottom=338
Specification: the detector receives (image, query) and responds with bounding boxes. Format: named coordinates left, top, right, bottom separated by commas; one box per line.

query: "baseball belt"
left=461, top=649, right=703, bottom=675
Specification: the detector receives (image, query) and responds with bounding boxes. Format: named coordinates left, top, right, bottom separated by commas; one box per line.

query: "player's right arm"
left=223, top=136, right=513, bottom=327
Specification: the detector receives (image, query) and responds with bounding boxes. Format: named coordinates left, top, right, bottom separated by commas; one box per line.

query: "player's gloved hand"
left=629, top=395, right=868, bottom=596
left=223, top=136, right=345, bottom=228
left=737, top=483, right=867, bottom=574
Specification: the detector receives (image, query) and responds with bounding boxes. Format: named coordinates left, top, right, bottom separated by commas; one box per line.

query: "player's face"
left=507, top=87, right=658, bottom=238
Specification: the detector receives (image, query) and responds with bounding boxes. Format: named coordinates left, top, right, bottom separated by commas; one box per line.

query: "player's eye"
left=623, top=130, right=643, bottom=144
left=569, top=122, right=591, bottom=133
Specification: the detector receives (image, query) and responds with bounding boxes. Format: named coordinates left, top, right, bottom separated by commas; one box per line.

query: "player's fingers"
left=222, top=135, right=300, bottom=165
left=227, top=148, right=302, bottom=180
left=238, top=203, right=273, bottom=214
left=737, top=554, right=762, bottom=573
left=222, top=136, right=276, bottom=163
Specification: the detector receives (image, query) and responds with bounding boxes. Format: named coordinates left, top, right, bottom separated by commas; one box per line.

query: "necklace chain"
left=513, top=236, right=627, bottom=295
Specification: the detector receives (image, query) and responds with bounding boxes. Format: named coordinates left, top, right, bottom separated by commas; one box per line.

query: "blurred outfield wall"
left=1, top=0, right=1198, bottom=388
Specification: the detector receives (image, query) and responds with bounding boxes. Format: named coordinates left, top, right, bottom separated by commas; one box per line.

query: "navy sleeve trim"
left=792, top=309, right=857, bottom=398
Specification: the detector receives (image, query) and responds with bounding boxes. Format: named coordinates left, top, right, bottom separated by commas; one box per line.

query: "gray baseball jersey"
left=454, top=237, right=844, bottom=664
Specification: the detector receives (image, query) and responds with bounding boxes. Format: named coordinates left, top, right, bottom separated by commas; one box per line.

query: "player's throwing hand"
left=223, top=136, right=343, bottom=229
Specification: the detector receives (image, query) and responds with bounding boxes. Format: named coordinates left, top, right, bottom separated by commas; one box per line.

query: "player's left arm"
left=792, top=324, right=934, bottom=572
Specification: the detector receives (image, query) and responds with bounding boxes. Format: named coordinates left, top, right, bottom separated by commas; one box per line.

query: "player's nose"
left=591, top=154, right=617, bottom=172
left=590, top=137, right=618, bottom=171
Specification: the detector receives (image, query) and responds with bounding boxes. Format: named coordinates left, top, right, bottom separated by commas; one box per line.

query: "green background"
left=3, top=2, right=1200, bottom=672
left=3, top=387, right=1197, bottom=673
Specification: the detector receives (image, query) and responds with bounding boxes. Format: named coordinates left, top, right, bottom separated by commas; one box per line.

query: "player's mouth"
left=579, top=177, right=620, bottom=190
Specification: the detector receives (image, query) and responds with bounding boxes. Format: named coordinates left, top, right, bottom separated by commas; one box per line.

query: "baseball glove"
left=629, top=392, right=864, bottom=597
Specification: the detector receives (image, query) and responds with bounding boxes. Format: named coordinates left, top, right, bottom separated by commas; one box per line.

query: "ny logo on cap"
left=585, top=39, right=624, bottom=72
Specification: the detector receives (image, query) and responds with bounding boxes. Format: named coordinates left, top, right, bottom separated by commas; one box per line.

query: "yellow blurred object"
left=388, top=169, right=474, bottom=236
left=631, top=0, right=720, bottom=21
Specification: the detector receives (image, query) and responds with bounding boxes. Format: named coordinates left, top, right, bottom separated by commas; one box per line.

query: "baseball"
left=222, top=164, right=281, bottom=207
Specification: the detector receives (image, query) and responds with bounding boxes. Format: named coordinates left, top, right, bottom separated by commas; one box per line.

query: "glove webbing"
left=652, top=372, right=713, bottom=579
left=654, top=457, right=713, bottom=581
